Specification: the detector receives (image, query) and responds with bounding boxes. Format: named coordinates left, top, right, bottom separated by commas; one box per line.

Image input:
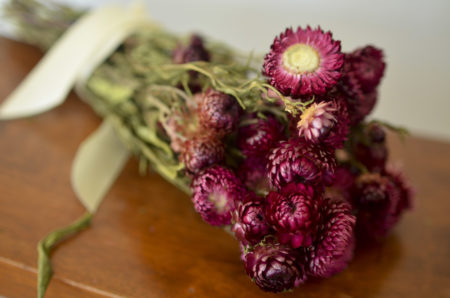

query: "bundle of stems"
left=3, top=0, right=304, bottom=193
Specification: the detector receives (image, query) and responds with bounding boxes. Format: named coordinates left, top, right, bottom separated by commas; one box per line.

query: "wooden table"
left=0, top=37, right=449, bottom=298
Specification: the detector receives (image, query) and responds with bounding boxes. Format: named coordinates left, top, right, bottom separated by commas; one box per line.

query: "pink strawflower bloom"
left=191, top=166, right=248, bottom=226
left=337, top=45, right=385, bottom=124
left=263, top=26, right=344, bottom=97
left=306, top=194, right=356, bottom=278
left=266, top=183, right=322, bottom=248
left=232, top=198, right=272, bottom=245
left=242, top=239, right=306, bottom=292
left=197, top=89, right=240, bottom=135
left=336, top=76, right=378, bottom=124
left=237, top=114, right=284, bottom=157
left=180, top=135, right=225, bottom=174
left=345, top=45, right=386, bottom=93
left=173, top=34, right=210, bottom=64
left=352, top=169, right=413, bottom=239
left=163, top=97, right=200, bottom=153
left=335, top=72, right=364, bottom=125
left=296, top=98, right=350, bottom=148
left=297, top=101, right=336, bottom=140
left=267, top=139, right=337, bottom=189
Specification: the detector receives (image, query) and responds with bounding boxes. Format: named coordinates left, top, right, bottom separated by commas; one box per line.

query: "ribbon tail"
left=71, top=120, right=130, bottom=213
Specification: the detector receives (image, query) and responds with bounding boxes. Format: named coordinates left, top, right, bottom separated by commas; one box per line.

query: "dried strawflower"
left=242, top=239, right=306, bottom=292
left=232, top=198, right=272, bottom=245
left=197, top=89, right=240, bottom=135
left=180, top=135, right=225, bottom=174
left=191, top=166, right=247, bottom=226
left=306, top=195, right=356, bottom=278
left=263, top=26, right=344, bottom=97
left=267, top=139, right=337, bottom=189
left=296, top=98, right=350, bottom=148
left=337, top=45, right=385, bottom=124
left=345, top=45, right=385, bottom=93
left=352, top=169, right=412, bottom=238
left=173, top=34, right=210, bottom=64
left=266, top=183, right=321, bottom=248
left=163, top=100, right=200, bottom=153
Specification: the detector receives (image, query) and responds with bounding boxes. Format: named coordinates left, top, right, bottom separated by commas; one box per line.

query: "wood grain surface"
left=0, top=37, right=449, bottom=298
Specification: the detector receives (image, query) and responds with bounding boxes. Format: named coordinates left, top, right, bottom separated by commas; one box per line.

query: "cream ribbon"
left=71, top=120, right=130, bottom=213
left=0, top=2, right=147, bottom=212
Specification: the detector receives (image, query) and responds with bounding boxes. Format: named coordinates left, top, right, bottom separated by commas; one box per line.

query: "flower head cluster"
left=176, top=26, right=412, bottom=294
left=235, top=182, right=358, bottom=292
left=13, top=6, right=415, bottom=294
left=163, top=87, right=241, bottom=174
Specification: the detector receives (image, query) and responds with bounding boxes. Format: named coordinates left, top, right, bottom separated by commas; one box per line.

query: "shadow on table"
left=297, top=233, right=404, bottom=298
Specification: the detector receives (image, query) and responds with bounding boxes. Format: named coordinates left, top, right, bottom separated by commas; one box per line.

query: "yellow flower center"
left=210, top=192, right=228, bottom=212
left=282, top=44, right=320, bottom=74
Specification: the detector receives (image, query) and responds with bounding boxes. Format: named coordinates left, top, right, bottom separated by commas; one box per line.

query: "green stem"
left=37, top=212, right=93, bottom=298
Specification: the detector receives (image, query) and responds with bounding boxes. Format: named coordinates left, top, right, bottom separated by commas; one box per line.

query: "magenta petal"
left=291, top=233, right=304, bottom=248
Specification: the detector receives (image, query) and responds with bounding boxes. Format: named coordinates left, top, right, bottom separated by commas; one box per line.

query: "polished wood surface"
left=0, top=37, right=449, bottom=298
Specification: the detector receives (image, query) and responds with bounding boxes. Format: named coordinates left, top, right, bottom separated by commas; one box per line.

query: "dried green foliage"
left=3, top=0, right=81, bottom=50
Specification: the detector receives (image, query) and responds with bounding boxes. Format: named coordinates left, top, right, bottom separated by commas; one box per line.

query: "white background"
left=1, top=0, right=450, bottom=140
